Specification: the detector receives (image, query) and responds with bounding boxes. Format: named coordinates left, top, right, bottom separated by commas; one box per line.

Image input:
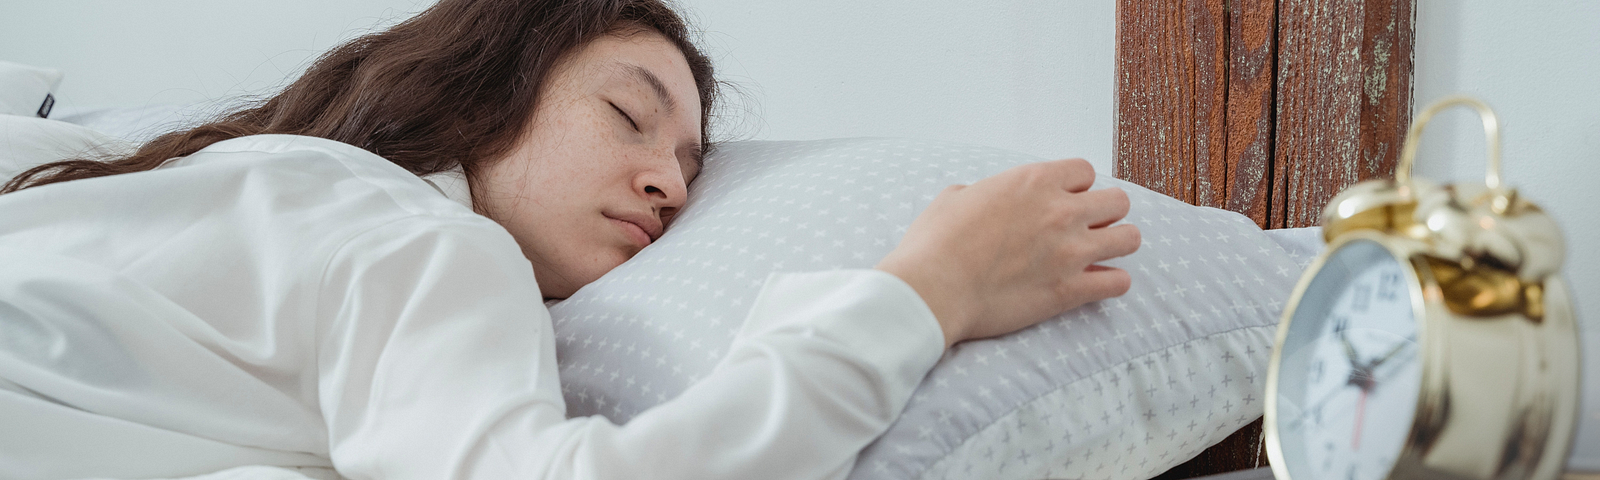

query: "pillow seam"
left=904, top=323, right=1278, bottom=480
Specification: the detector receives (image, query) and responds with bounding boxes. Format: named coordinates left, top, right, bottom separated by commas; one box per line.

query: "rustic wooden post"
left=1117, top=0, right=1415, bottom=476
left=1114, top=0, right=1229, bottom=208
left=1272, top=0, right=1415, bottom=228
left=1223, top=0, right=1279, bottom=227
left=1116, top=0, right=1413, bottom=229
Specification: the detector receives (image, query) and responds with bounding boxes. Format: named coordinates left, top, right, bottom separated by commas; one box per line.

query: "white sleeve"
left=315, top=217, right=946, bottom=480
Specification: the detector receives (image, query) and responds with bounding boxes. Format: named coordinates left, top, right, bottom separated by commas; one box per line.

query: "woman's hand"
left=875, top=159, right=1140, bottom=349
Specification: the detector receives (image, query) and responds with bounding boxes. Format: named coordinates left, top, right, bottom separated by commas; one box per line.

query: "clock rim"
left=1264, top=231, right=1580, bottom=480
left=1264, top=232, right=1434, bottom=480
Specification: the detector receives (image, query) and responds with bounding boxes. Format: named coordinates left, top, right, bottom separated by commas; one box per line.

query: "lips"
left=605, top=211, right=663, bottom=247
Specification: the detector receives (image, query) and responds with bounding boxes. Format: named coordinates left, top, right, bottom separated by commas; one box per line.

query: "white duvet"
left=0, top=109, right=1326, bottom=480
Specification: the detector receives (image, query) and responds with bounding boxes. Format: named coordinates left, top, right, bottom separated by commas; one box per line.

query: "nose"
left=634, top=148, right=689, bottom=220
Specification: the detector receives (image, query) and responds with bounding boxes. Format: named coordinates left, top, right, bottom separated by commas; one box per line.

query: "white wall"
left=0, top=0, right=433, bottom=107
left=1413, top=0, right=1600, bottom=468
left=685, top=0, right=1115, bottom=169
left=0, top=0, right=1117, bottom=172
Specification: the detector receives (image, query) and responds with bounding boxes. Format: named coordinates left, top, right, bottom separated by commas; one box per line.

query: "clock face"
left=1273, top=239, right=1423, bottom=480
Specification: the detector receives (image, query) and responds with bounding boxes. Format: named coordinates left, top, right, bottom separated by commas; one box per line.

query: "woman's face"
left=472, top=30, right=703, bottom=299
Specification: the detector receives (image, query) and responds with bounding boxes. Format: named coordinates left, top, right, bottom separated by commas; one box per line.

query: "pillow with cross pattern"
left=548, top=138, right=1302, bottom=480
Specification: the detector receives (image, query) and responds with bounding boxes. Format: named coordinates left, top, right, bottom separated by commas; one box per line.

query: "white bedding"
left=1262, top=227, right=1323, bottom=270
left=3, top=105, right=1336, bottom=479
left=547, top=138, right=1313, bottom=479
left=75, top=466, right=325, bottom=480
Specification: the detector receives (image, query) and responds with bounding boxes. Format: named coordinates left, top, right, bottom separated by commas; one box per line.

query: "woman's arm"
left=317, top=159, right=1137, bottom=479
left=316, top=217, right=942, bottom=480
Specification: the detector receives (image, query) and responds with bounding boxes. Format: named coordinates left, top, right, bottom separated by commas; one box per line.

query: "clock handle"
left=1395, top=96, right=1504, bottom=192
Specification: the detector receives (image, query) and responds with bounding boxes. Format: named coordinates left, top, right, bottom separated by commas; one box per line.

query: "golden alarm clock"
left=1263, top=96, right=1579, bottom=480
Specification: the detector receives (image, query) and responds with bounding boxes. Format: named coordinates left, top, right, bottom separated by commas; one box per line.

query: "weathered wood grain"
left=1272, top=0, right=1414, bottom=228
left=1224, top=0, right=1279, bottom=228
left=1116, top=0, right=1189, bottom=201
left=1114, top=0, right=1228, bottom=206
left=1190, top=0, right=1231, bottom=209
left=1117, top=0, right=1416, bottom=476
left=1116, top=0, right=1279, bottom=226
left=1359, top=0, right=1415, bottom=181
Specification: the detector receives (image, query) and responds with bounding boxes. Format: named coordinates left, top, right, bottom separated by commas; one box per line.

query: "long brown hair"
left=1, top=0, right=718, bottom=197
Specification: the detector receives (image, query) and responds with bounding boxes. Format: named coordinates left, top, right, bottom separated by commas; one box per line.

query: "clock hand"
left=1338, top=327, right=1363, bottom=367
left=1290, top=379, right=1359, bottom=429
left=1342, top=328, right=1377, bottom=391
left=1341, top=341, right=1417, bottom=450
left=1289, top=334, right=1401, bottom=432
left=1367, top=337, right=1412, bottom=370
left=1362, top=342, right=1418, bottom=394
left=1353, top=387, right=1368, bottom=450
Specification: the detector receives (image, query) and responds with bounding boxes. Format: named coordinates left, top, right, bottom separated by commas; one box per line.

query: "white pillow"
left=52, top=103, right=228, bottom=145
left=0, top=115, right=132, bottom=185
left=1264, top=227, right=1323, bottom=272
left=0, top=61, right=63, bottom=118
left=549, top=138, right=1304, bottom=480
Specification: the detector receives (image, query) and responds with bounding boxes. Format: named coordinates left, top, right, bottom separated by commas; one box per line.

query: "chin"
left=544, top=249, right=633, bottom=299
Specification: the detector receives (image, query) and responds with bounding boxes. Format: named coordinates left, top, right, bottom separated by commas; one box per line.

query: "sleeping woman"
left=0, top=0, right=1140, bottom=478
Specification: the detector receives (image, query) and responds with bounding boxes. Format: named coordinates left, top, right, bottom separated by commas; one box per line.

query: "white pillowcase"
left=549, top=138, right=1304, bottom=480
left=1264, top=227, right=1324, bottom=272
left=0, top=61, right=63, bottom=118
left=52, top=103, right=229, bottom=145
left=0, top=115, right=132, bottom=184
left=28, top=100, right=1600, bottom=477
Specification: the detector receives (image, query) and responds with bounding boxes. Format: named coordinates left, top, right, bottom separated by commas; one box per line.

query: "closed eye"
left=609, top=102, right=640, bottom=132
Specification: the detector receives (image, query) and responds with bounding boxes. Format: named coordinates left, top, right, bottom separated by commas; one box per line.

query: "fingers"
left=1076, top=266, right=1133, bottom=300
left=1087, top=223, right=1142, bottom=260
left=1059, top=223, right=1139, bottom=266
left=1039, top=159, right=1096, bottom=193
left=1076, top=187, right=1131, bottom=228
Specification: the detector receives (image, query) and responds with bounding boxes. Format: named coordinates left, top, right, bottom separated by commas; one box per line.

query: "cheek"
left=527, top=119, right=630, bottom=195
left=487, top=160, right=626, bottom=263
left=473, top=156, right=589, bottom=265
left=482, top=102, right=647, bottom=277
left=486, top=127, right=613, bottom=215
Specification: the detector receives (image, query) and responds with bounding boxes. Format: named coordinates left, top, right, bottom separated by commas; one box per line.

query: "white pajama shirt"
left=0, top=134, right=945, bottom=479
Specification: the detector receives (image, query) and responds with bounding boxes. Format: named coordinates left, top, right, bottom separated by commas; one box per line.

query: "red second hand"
left=1352, top=388, right=1368, bottom=450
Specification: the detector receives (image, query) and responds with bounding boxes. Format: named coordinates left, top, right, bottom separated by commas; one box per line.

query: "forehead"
left=559, top=31, right=701, bottom=115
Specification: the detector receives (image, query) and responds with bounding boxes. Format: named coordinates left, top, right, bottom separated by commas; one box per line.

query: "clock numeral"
left=1322, top=442, right=1336, bottom=472
left=1378, top=271, right=1402, bottom=301
left=1351, top=283, right=1372, bottom=313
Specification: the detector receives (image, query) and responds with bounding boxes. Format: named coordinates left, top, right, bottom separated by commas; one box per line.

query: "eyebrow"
left=623, top=63, right=677, bottom=116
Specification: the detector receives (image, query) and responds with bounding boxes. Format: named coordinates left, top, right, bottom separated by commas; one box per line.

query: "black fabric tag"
left=37, top=93, right=54, bottom=118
